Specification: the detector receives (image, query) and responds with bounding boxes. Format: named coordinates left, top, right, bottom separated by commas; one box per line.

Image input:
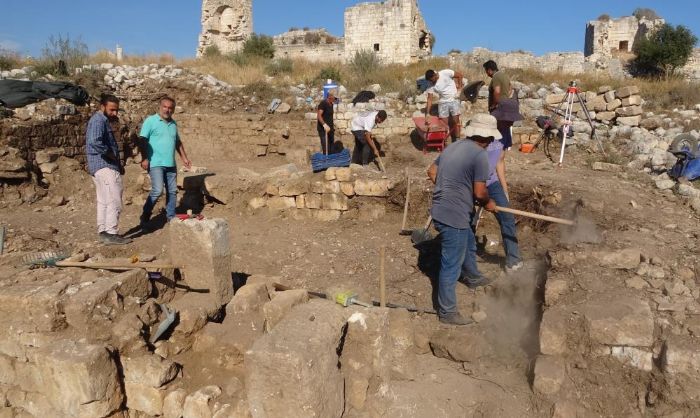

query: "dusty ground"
left=1, top=124, right=699, bottom=416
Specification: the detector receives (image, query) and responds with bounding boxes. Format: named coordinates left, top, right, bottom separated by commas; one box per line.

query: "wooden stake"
left=379, top=246, right=386, bottom=307
left=400, top=169, right=411, bottom=232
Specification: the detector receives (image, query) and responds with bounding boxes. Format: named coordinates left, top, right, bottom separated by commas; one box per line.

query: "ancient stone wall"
left=584, top=15, right=664, bottom=58
left=198, top=0, right=253, bottom=57
left=273, top=29, right=345, bottom=62
left=344, top=0, right=432, bottom=64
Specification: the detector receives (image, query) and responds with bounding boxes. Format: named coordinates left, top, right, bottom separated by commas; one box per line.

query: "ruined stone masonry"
left=197, top=0, right=253, bottom=57
left=199, top=0, right=432, bottom=64
left=584, top=15, right=664, bottom=59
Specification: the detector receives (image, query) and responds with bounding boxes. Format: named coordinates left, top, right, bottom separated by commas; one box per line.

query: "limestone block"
left=321, top=193, right=349, bottom=211
left=228, top=283, right=269, bottom=316
left=389, top=309, right=417, bottom=381
left=340, top=182, right=355, bottom=197
left=583, top=296, right=654, bottom=347
left=616, top=106, right=643, bottom=117
left=169, top=218, right=233, bottom=307
left=606, top=99, right=622, bottom=111
left=245, top=300, right=348, bottom=418
left=358, top=203, right=386, bottom=221
left=335, top=167, right=352, bottom=182
left=621, top=95, right=642, bottom=106
left=611, top=346, right=653, bottom=371
left=169, top=293, right=223, bottom=336
left=544, top=279, right=568, bottom=306
left=123, top=354, right=180, bottom=388
left=604, top=90, right=617, bottom=103
left=278, top=180, right=310, bottom=196
left=539, top=307, right=569, bottom=355
left=594, top=248, right=641, bottom=270
left=354, top=179, right=391, bottom=197
left=533, top=355, right=565, bottom=396
left=164, top=389, right=187, bottom=418
left=311, top=180, right=341, bottom=194
left=616, top=85, right=640, bottom=98
left=183, top=386, right=222, bottom=418
left=266, top=196, right=296, bottom=211
left=34, top=148, right=64, bottom=165
left=314, top=209, right=342, bottom=222
left=0, top=355, right=15, bottom=385
left=33, top=340, right=123, bottom=418
left=430, top=328, right=490, bottom=362
left=592, top=162, right=623, bottom=172
left=341, top=310, right=392, bottom=413
left=248, top=197, right=266, bottom=209
left=262, top=289, right=309, bottom=332
left=598, top=85, right=612, bottom=94
left=545, top=93, right=565, bottom=105
left=295, top=195, right=306, bottom=209
left=125, top=383, right=166, bottom=416
left=264, top=184, right=279, bottom=196
left=0, top=279, right=69, bottom=333
left=595, top=112, right=617, bottom=122
left=305, top=193, right=322, bottom=209
left=662, top=335, right=700, bottom=400
left=589, top=96, right=608, bottom=112
left=193, top=315, right=264, bottom=369
left=324, top=167, right=337, bottom=181
left=617, top=116, right=641, bottom=127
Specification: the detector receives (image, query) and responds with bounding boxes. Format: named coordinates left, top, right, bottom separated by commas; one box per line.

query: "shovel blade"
left=411, top=228, right=434, bottom=244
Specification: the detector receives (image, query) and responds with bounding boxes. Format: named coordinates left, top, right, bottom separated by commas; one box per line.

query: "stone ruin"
left=197, top=0, right=432, bottom=64
left=584, top=14, right=665, bottom=60
left=197, top=0, right=253, bottom=57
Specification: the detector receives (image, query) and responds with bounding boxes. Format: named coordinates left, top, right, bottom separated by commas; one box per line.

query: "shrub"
left=203, top=45, right=222, bottom=58
left=597, top=14, right=611, bottom=21
left=40, top=34, right=89, bottom=74
left=240, top=80, right=275, bottom=101
left=266, top=58, right=294, bottom=76
left=633, top=7, right=660, bottom=20
left=242, top=34, right=275, bottom=59
left=318, top=67, right=342, bottom=83
left=304, top=32, right=322, bottom=45
left=349, top=50, right=381, bottom=76
left=633, top=24, right=698, bottom=78
left=0, top=48, right=20, bottom=70
left=447, top=49, right=462, bottom=55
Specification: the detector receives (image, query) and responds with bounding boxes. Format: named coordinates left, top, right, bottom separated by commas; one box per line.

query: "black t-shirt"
left=317, top=99, right=334, bottom=128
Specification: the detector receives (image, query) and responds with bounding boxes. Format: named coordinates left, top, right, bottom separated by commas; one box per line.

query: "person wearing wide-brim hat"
left=426, top=113, right=499, bottom=326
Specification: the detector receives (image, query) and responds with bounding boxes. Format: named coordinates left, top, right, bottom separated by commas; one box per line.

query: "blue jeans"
left=434, top=220, right=483, bottom=317
left=142, top=166, right=177, bottom=221
left=484, top=181, right=521, bottom=267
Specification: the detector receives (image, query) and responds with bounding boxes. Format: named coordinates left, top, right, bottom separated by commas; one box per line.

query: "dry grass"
left=89, top=49, right=177, bottom=66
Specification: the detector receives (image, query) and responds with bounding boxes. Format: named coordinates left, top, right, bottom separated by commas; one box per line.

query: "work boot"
left=439, top=313, right=473, bottom=326
left=100, top=232, right=132, bottom=245
left=505, top=261, right=524, bottom=274
left=460, top=275, right=492, bottom=289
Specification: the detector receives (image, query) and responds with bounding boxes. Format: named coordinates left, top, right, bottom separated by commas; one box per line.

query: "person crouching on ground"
left=317, top=89, right=337, bottom=154
left=350, top=110, right=387, bottom=166
left=85, top=94, right=131, bottom=245
left=426, top=113, right=500, bottom=326
left=138, top=96, right=192, bottom=229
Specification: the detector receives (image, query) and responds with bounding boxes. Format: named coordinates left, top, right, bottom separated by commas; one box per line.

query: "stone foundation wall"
left=274, top=43, right=345, bottom=62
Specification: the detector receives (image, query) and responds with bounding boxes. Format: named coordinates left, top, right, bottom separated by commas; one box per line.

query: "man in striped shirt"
left=85, top=95, right=131, bottom=245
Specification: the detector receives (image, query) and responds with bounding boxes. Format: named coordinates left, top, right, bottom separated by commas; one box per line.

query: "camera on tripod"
left=569, top=80, right=577, bottom=88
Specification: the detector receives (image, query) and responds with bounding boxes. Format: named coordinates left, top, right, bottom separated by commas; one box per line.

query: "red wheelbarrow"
left=412, top=116, right=450, bottom=154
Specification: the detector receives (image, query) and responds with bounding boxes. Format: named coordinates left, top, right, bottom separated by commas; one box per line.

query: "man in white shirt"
left=350, top=110, right=388, bottom=166
left=425, top=69, right=464, bottom=141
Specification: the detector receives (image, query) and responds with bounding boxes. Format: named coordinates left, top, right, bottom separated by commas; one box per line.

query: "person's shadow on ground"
left=124, top=212, right=168, bottom=239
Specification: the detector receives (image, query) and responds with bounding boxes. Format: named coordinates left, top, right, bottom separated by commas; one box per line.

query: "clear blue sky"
left=2, top=0, right=699, bottom=58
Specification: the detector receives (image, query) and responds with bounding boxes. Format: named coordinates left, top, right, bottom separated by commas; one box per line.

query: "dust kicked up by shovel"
left=558, top=202, right=602, bottom=244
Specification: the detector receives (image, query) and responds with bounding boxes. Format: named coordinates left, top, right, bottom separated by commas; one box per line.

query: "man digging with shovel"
left=426, top=113, right=499, bottom=326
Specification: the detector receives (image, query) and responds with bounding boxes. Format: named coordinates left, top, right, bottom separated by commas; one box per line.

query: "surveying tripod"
left=549, top=81, right=605, bottom=166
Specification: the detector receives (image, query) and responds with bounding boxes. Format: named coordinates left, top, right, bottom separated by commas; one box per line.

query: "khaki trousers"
left=92, top=168, right=123, bottom=234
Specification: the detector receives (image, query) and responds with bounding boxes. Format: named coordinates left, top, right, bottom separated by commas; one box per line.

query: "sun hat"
left=464, top=113, right=502, bottom=140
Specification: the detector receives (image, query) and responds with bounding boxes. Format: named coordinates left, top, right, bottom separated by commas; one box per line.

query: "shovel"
left=411, top=215, right=433, bottom=244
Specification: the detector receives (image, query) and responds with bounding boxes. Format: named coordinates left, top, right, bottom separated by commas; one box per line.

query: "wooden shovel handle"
left=494, top=206, right=575, bottom=226
left=55, top=261, right=178, bottom=270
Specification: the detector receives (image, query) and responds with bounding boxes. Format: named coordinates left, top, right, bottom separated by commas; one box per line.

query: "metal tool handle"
left=494, top=206, right=575, bottom=226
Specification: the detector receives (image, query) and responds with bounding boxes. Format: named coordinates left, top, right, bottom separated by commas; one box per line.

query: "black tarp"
left=0, top=79, right=89, bottom=108
left=351, top=90, right=376, bottom=105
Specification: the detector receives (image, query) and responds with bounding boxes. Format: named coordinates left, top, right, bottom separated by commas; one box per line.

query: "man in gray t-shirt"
left=426, top=113, right=500, bottom=326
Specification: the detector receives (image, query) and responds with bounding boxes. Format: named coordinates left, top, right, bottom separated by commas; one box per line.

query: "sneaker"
left=439, top=313, right=474, bottom=326
left=100, top=232, right=132, bottom=245
left=505, top=261, right=524, bottom=274
left=461, top=275, right=492, bottom=289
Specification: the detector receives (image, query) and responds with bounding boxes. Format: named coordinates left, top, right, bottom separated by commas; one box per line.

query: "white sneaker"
left=505, top=261, right=524, bottom=274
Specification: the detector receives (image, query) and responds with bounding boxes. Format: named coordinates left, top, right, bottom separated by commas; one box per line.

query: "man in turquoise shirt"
left=138, top=96, right=192, bottom=228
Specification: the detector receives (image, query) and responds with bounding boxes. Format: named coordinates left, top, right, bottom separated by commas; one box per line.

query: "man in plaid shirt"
left=85, top=95, right=131, bottom=245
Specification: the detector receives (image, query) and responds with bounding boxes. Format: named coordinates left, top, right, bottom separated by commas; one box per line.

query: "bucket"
left=323, top=79, right=338, bottom=99
left=519, top=143, right=536, bottom=153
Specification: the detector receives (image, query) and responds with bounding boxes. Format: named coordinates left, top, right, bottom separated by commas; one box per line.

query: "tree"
left=633, top=24, right=697, bottom=78
left=633, top=7, right=660, bottom=20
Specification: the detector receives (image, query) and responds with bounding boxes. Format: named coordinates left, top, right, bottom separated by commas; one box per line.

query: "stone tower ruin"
left=344, top=0, right=431, bottom=64
left=584, top=15, right=664, bottom=59
left=198, top=0, right=253, bottom=57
